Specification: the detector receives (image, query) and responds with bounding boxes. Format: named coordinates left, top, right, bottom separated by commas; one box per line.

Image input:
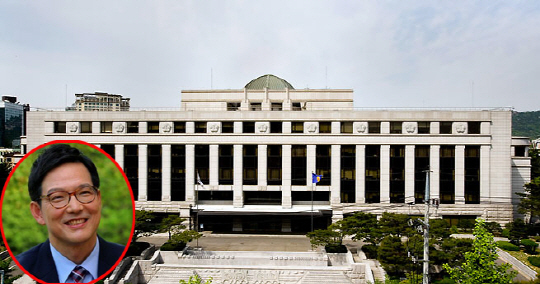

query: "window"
left=319, top=122, right=332, bottom=133
left=468, top=122, right=481, bottom=134
left=243, top=121, right=255, bottom=133
left=341, top=122, right=353, bottom=134
left=101, top=122, right=112, bottom=133
left=243, top=145, right=258, bottom=185
left=227, top=102, right=241, bottom=111
left=390, top=122, right=402, bottom=134
left=440, top=122, right=452, bottom=134
left=80, top=122, right=91, bottom=133
left=250, top=102, right=261, bottom=111
left=515, top=146, right=527, bottom=157
left=271, top=103, right=282, bottom=111
left=219, top=145, right=233, bottom=185
left=174, top=122, right=186, bottom=133
left=222, top=122, right=234, bottom=133
left=292, top=102, right=302, bottom=111
left=54, top=122, right=66, bottom=133
left=147, top=122, right=159, bottom=133
left=291, top=122, right=304, bottom=133
left=127, top=122, right=139, bottom=133
left=195, top=122, right=207, bottom=133
left=270, top=122, right=282, bottom=133
left=368, top=122, right=380, bottom=133
left=418, top=122, right=430, bottom=134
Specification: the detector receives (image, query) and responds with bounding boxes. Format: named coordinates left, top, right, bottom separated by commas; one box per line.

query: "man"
left=17, top=144, right=124, bottom=283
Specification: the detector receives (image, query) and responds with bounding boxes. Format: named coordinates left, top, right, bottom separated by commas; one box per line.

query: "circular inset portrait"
left=1, top=141, right=135, bottom=283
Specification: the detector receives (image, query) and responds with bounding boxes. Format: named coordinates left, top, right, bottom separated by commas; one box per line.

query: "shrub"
left=485, top=222, right=503, bottom=236
left=521, top=239, right=539, bottom=254
left=325, top=244, right=348, bottom=253
left=496, top=241, right=520, bottom=251
left=528, top=256, right=540, bottom=267
left=362, top=244, right=378, bottom=259
left=160, top=241, right=186, bottom=251
left=126, top=241, right=150, bottom=257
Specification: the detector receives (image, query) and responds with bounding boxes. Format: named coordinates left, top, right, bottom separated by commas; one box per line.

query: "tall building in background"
left=0, top=96, right=25, bottom=149
left=24, top=74, right=531, bottom=232
left=68, top=92, right=130, bottom=111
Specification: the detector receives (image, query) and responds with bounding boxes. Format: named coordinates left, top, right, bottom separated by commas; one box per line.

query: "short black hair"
left=28, top=144, right=100, bottom=202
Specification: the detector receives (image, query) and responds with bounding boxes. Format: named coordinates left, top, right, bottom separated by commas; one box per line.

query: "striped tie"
left=69, top=265, right=88, bottom=283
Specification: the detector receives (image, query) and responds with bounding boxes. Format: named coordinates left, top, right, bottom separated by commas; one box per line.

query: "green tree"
left=179, top=274, right=212, bottom=284
left=0, top=257, right=22, bottom=284
left=306, top=222, right=346, bottom=250
left=506, top=218, right=529, bottom=244
left=378, top=213, right=414, bottom=238
left=160, top=215, right=186, bottom=240
left=443, top=219, right=516, bottom=284
left=517, top=177, right=540, bottom=222
left=378, top=235, right=409, bottom=279
left=530, top=148, right=540, bottom=179
left=133, top=210, right=157, bottom=242
left=340, top=212, right=379, bottom=244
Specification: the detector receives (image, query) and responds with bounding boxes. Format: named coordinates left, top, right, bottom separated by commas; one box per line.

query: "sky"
left=1, top=1, right=540, bottom=111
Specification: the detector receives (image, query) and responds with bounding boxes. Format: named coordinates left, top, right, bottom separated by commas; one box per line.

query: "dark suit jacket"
left=16, top=236, right=125, bottom=283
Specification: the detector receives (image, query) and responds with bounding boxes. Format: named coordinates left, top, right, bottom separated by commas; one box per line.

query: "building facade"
left=69, top=92, right=130, bottom=111
left=0, top=96, right=25, bottom=149
left=23, top=75, right=531, bottom=232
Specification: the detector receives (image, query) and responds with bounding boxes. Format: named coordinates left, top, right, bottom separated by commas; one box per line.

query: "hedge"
left=160, top=241, right=186, bottom=251
left=496, top=241, right=520, bottom=251
left=521, top=239, right=539, bottom=254
left=528, top=256, right=540, bottom=267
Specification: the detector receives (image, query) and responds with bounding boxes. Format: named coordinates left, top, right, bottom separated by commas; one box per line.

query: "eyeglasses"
left=40, top=185, right=99, bottom=209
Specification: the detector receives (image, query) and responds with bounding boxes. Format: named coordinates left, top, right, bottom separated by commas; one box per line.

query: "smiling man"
left=16, top=144, right=124, bottom=283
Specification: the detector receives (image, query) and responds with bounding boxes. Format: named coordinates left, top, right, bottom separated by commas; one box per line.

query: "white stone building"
left=22, top=74, right=531, bottom=232
left=69, top=92, right=130, bottom=111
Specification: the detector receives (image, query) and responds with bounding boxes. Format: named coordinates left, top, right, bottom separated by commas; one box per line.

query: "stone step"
left=299, top=271, right=353, bottom=284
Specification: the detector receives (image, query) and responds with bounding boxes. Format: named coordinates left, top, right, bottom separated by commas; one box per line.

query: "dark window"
left=390, top=145, right=405, bottom=203
left=415, top=146, right=430, bottom=204
left=100, top=122, right=112, bottom=133
left=171, top=145, right=185, bottom=201
left=222, top=122, right=234, bottom=133
left=292, top=191, right=330, bottom=205
left=390, top=122, right=402, bottom=134
left=271, top=103, right=282, bottom=111
left=244, top=191, right=281, bottom=205
left=291, top=122, right=304, bottom=133
left=267, top=145, right=282, bottom=185
left=292, top=145, right=307, bottom=185
left=195, top=145, right=209, bottom=185
left=515, top=146, right=527, bottom=157
left=227, top=102, right=241, bottom=111
left=243, top=122, right=255, bottom=133
left=80, top=122, right=92, bottom=133
left=270, top=122, right=282, bottom=133
left=418, top=122, right=430, bottom=134
left=468, top=122, right=481, bottom=134
left=243, top=145, right=258, bottom=185
left=440, top=122, right=452, bottom=134
left=174, top=122, right=186, bottom=133
left=341, top=145, right=355, bottom=203
left=250, top=102, right=261, bottom=111
left=195, top=122, right=207, bottom=133
left=440, top=145, right=455, bottom=204
left=365, top=145, right=380, bottom=203
left=147, top=122, right=159, bottom=133
left=219, top=145, right=233, bottom=185
left=100, top=144, right=115, bottom=159
left=316, top=145, right=331, bottom=186
left=127, top=122, right=139, bottom=133
left=368, top=122, right=380, bottom=134
left=292, top=102, right=302, bottom=111
left=147, top=145, right=162, bottom=201
left=465, top=145, right=480, bottom=204
left=54, top=122, right=66, bottom=133
left=341, top=122, right=353, bottom=134
left=319, top=122, right=332, bottom=133
left=124, top=145, right=139, bottom=200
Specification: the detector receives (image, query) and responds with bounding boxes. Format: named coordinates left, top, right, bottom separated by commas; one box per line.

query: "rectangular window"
left=316, top=145, right=331, bottom=186
left=515, top=146, right=527, bottom=157
left=341, top=122, right=353, bottom=134
left=365, top=145, right=380, bottom=203
left=390, top=122, right=402, bottom=134
left=124, top=145, right=139, bottom=200
left=147, top=145, right=162, bottom=201
left=127, top=122, right=139, bottom=133
left=219, top=145, right=234, bottom=185
left=147, top=122, right=159, bottom=133
left=418, top=122, right=430, bottom=134
left=291, top=122, right=304, bottom=133
left=227, top=102, right=241, bottom=111
left=101, top=122, right=112, bottom=133
left=270, top=122, right=282, bottom=133
left=243, top=122, right=255, bottom=133
left=468, top=122, right=481, bottom=134
left=291, top=145, right=307, bottom=185
left=171, top=145, right=185, bottom=201
left=369, top=122, right=380, bottom=134
left=195, top=145, right=210, bottom=184
left=319, top=122, right=332, bottom=133
left=195, top=122, right=207, bottom=133
left=415, top=146, right=430, bottom=204
left=222, top=122, right=234, bottom=133
left=80, top=122, right=92, bottom=133
left=390, top=145, right=405, bottom=203
left=267, top=145, right=282, bottom=185
left=271, top=103, right=282, bottom=111
left=341, top=145, right=356, bottom=203
left=440, top=145, right=455, bottom=204
left=174, top=122, right=186, bottom=133
left=54, top=122, right=66, bottom=133
left=292, top=102, right=302, bottom=111
left=440, top=122, right=452, bottom=134
left=465, top=145, right=480, bottom=204
left=243, top=145, right=258, bottom=185
left=250, top=102, right=261, bottom=111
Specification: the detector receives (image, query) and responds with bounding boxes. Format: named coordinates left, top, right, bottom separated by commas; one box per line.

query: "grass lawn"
left=507, top=250, right=540, bottom=274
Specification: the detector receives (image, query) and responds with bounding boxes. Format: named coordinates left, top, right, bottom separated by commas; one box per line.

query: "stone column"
left=356, top=145, right=366, bottom=203
left=307, top=145, right=316, bottom=184
left=139, top=122, right=147, bottom=134
left=92, top=122, right=100, bottom=134
left=331, top=145, right=341, bottom=205
left=233, top=145, right=244, bottom=208
left=380, top=145, right=390, bottom=203
left=258, top=145, right=267, bottom=187
left=405, top=145, right=415, bottom=204
left=430, top=145, right=440, bottom=200
left=210, top=145, right=219, bottom=187
left=455, top=145, right=466, bottom=204
left=162, top=144, right=171, bottom=202
left=185, top=145, right=195, bottom=203
left=138, top=144, right=148, bottom=201
left=480, top=145, right=491, bottom=203
left=282, top=145, right=292, bottom=209
left=114, top=144, right=124, bottom=170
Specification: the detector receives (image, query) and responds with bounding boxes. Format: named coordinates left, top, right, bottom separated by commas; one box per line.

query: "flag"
left=196, top=171, right=205, bottom=189
left=312, top=173, right=323, bottom=184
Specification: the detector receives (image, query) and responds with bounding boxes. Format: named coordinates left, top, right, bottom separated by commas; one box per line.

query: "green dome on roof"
left=245, top=74, right=294, bottom=90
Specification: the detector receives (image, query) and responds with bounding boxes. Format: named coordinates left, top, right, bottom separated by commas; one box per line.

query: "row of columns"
left=110, top=144, right=491, bottom=206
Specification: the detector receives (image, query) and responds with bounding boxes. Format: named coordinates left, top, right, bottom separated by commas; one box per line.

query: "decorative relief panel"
left=403, top=122, right=418, bottom=134
left=354, top=122, right=368, bottom=134
left=113, top=122, right=126, bottom=134
left=66, top=122, right=79, bottom=133
left=255, top=122, right=270, bottom=134
left=208, top=122, right=221, bottom=133
left=453, top=122, right=468, bottom=134
left=160, top=122, right=173, bottom=134
left=305, top=122, right=318, bottom=133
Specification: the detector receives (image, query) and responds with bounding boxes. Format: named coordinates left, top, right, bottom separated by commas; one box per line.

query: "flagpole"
left=311, top=172, right=314, bottom=232
left=196, top=171, right=199, bottom=248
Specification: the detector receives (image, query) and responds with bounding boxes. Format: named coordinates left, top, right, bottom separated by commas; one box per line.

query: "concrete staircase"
left=299, top=271, right=353, bottom=284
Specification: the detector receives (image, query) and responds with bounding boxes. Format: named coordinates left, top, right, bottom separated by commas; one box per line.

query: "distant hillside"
left=513, top=111, right=540, bottom=139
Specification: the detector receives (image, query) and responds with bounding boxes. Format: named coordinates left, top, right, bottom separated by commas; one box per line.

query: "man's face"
left=30, top=162, right=101, bottom=250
